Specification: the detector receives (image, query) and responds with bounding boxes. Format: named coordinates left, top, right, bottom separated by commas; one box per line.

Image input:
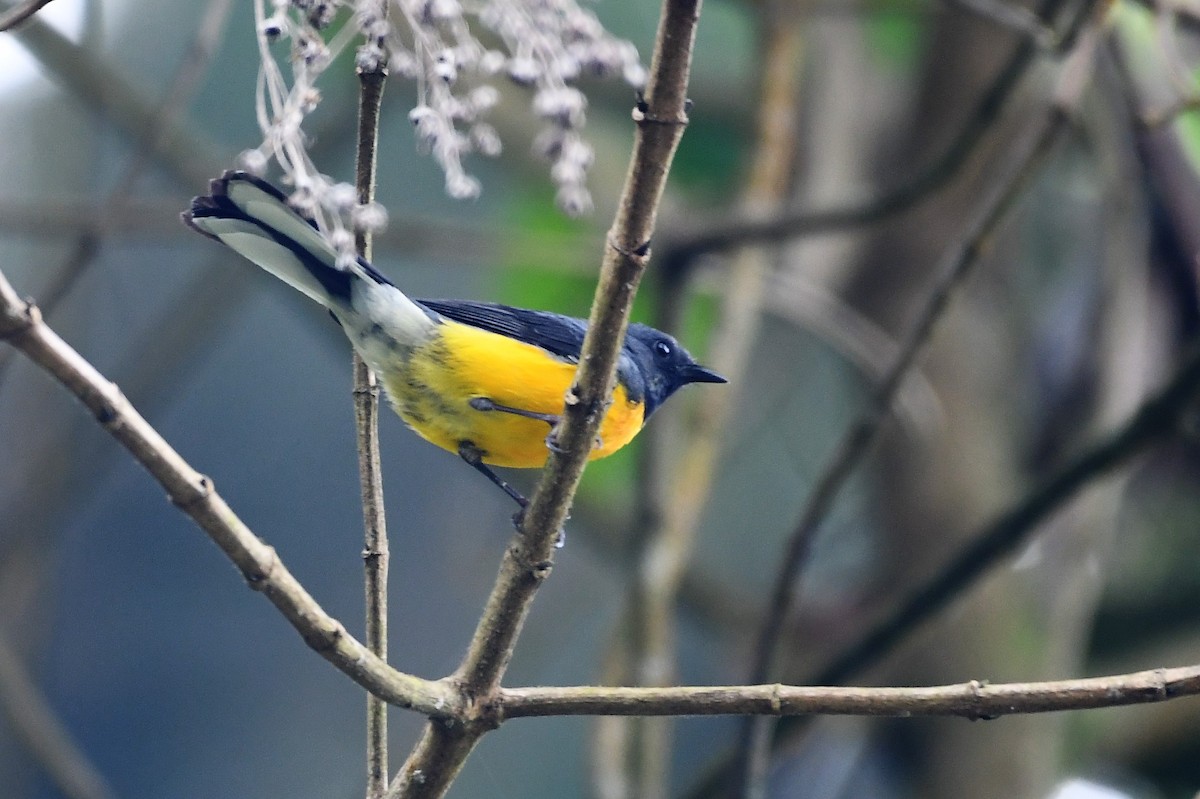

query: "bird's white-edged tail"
left=182, top=171, right=436, bottom=349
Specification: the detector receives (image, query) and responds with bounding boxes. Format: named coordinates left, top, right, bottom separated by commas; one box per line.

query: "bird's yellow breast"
left=381, top=319, right=645, bottom=468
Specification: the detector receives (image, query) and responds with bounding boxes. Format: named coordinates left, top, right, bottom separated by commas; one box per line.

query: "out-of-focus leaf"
left=863, top=8, right=926, bottom=71
left=496, top=189, right=595, bottom=313
left=671, top=115, right=750, bottom=202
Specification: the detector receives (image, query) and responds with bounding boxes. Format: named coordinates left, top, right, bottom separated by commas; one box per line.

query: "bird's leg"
left=469, top=396, right=558, bottom=425
left=457, top=441, right=527, bottom=508
left=468, top=396, right=603, bottom=459
left=457, top=440, right=567, bottom=549
left=544, top=426, right=604, bottom=456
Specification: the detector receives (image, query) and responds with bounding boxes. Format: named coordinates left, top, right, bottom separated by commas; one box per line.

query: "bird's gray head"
left=623, top=323, right=726, bottom=417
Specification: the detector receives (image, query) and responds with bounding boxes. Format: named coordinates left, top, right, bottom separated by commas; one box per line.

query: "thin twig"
left=499, top=665, right=1200, bottom=718
left=0, top=634, right=118, bottom=799
left=0, top=0, right=54, bottom=31
left=0, top=270, right=457, bottom=719
left=656, top=0, right=1077, bottom=273
left=384, top=1, right=704, bottom=797
left=738, top=17, right=1104, bottom=789
left=354, top=3, right=391, bottom=795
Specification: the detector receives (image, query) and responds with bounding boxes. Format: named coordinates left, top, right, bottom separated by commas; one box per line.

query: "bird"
left=182, top=171, right=726, bottom=507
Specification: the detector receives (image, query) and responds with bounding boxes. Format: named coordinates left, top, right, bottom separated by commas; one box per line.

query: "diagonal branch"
left=385, top=1, right=704, bottom=796
left=0, top=269, right=457, bottom=720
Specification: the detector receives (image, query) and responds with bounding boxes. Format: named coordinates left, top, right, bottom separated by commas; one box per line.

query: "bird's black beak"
left=684, top=363, right=728, bottom=384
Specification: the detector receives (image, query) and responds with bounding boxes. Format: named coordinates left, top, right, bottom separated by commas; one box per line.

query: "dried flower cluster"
left=244, top=0, right=645, bottom=261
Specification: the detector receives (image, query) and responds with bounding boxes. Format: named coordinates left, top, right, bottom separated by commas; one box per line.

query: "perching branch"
left=0, top=269, right=457, bottom=721
left=499, top=664, right=1200, bottom=719
left=354, top=4, right=391, bottom=795
left=385, top=1, right=704, bottom=796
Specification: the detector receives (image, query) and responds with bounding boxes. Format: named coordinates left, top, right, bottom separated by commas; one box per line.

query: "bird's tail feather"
left=183, top=171, right=439, bottom=355
left=183, top=171, right=378, bottom=309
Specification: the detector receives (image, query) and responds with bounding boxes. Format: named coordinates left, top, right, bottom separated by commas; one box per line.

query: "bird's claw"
left=511, top=507, right=567, bottom=549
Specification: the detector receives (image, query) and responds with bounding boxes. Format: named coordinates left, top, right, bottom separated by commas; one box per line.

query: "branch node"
left=0, top=296, right=38, bottom=340
left=770, top=683, right=783, bottom=716
left=304, top=618, right=347, bottom=654
left=966, top=679, right=997, bottom=721
left=172, top=474, right=214, bottom=513
left=631, top=104, right=689, bottom=127
left=471, top=694, right=504, bottom=732
left=1151, top=667, right=1169, bottom=700
left=243, top=541, right=281, bottom=590
left=606, top=232, right=651, bottom=262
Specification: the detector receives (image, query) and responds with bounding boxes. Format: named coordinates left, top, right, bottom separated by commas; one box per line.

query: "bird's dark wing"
left=417, top=299, right=588, bottom=362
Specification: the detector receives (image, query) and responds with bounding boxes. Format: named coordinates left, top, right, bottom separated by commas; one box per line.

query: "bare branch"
left=355, top=3, right=391, bottom=795
left=386, top=0, right=704, bottom=796
left=500, top=665, right=1200, bottom=719
left=0, top=270, right=457, bottom=720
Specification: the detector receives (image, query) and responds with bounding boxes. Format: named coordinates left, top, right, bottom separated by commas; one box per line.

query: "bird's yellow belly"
left=381, top=321, right=645, bottom=468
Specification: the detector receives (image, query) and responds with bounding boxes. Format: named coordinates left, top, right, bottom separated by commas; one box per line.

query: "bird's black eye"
left=653, top=340, right=672, bottom=359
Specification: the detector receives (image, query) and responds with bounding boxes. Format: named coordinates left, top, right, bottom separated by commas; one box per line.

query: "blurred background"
left=1, top=0, right=1199, bottom=797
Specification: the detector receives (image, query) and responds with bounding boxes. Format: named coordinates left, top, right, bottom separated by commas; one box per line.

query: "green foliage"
left=863, top=6, right=927, bottom=71
left=671, top=115, right=750, bottom=203
left=494, top=188, right=595, bottom=317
